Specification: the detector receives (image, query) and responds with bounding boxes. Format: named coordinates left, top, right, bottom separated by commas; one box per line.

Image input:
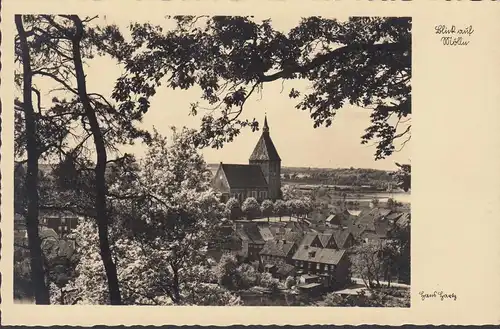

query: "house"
left=275, top=263, right=296, bottom=280
left=212, top=116, right=282, bottom=202
left=292, top=245, right=351, bottom=289
left=39, top=211, right=79, bottom=238
left=14, top=212, right=80, bottom=239
left=332, top=229, right=355, bottom=249
left=355, top=208, right=401, bottom=243
left=234, top=222, right=267, bottom=261
left=326, top=208, right=357, bottom=227
left=259, top=239, right=298, bottom=265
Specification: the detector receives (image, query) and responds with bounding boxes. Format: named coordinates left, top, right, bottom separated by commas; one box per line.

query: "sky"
left=29, top=15, right=411, bottom=171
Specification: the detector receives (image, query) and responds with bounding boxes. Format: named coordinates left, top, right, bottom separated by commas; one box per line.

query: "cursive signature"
left=435, top=25, right=474, bottom=46
left=419, top=290, right=457, bottom=301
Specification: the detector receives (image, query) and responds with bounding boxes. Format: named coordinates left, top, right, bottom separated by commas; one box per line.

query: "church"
left=212, top=116, right=282, bottom=203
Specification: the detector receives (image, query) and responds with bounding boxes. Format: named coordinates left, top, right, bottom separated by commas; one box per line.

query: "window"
left=61, top=218, right=66, bottom=224
left=252, top=191, right=258, bottom=199
left=316, top=263, right=320, bottom=270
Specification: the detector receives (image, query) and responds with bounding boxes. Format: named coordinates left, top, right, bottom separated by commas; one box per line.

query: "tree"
left=281, top=184, right=301, bottom=201
left=115, top=16, right=411, bottom=161
left=387, top=198, right=402, bottom=210
left=285, top=200, right=294, bottom=219
left=216, top=253, right=240, bottom=290
left=242, top=197, right=260, bottom=219
left=260, top=199, right=274, bottom=222
left=301, top=197, right=314, bottom=216
left=350, top=242, right=385, bottom=289
left=225, top=197, right=241, bottom=220
left=273, top=199, right=287, bottom=221
left=15, top=14, right=51, bottom=304
left=258, top=272, right=279, bottom=292
left=64, top=129, right=236, bottom=305
left=14, top=14, right=155, bottom=304
left=393, top=162, right=411, bottom=192
left=285, top=276, right=296, bottom=289
left=371, top=198, right=380, bottom=208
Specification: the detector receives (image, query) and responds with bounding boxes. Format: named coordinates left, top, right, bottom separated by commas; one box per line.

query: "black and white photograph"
left=12, top=14, right=411, bottom=307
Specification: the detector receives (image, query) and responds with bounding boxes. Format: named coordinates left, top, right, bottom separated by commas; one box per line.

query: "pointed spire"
left=263, top=113, right=269, bottom=133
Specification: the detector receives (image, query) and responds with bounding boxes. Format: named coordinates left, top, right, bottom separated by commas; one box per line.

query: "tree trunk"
left=69, top=15, right=122, bottom=304
left=15, top=15, right=51, bottom=305
left=172, top=264, right=181, bottom=304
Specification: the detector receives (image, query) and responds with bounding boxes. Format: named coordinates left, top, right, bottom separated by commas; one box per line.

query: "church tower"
left=249, top=115, right=282, bottom=200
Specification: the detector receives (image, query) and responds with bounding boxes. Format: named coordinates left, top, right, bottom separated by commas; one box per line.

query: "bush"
left=259, top=272, right=279, bottom=291
left=285, top=276, right=296, bottom=289
left=236, top=263, right=259, bottom=289
left=215, top=254, right=239, bottom=290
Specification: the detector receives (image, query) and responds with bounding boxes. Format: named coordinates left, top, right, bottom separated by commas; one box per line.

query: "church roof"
left=249, top=117, right=281, bottom=161
left=220, top=164, right=268, bottom=189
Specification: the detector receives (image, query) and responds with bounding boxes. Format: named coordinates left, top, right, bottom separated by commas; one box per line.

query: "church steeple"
left=249, top=115, right=280, bottom=161
left=249, top=114, right=282, bottom=200
left=263, top=114, right=269, bottom=133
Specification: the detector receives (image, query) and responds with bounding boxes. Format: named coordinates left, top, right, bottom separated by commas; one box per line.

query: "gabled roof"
left=276, top=263, right=295, bottom=276
left=249, top=117, right=281, bottom=161
left=332, top=230, right=352, bottom=248
left=292, top=246, right=346, bottom=265
left=220, top=164, right=268, bottom=188
left=317, top=233, right=334, bottom=248
left=260, top=240, right=296, bottom=257
left=236, top=222, right=266, bottom=244
left=396, top=212, right=411, bottom=227
left=299, top=232, right=319, bottom=247
left=258, top=226, right=275, bottom=241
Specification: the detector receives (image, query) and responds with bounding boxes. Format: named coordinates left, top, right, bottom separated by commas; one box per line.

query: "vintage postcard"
left=1, top=0, right=499, bottom=326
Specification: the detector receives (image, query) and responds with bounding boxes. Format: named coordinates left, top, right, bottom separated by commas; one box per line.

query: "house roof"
left=236, top=223, right=266, bottom=244
left=396, top=212, right=411, bottom=227
left=317, top=233, right=334, bottom=248
left=276, top=263, right=295, bottom=276
left=258, top=226, right=275, bottom=241
left=260, top=240, right=296, bottom=257
left=220, top=164, right=268, bottom=189
left=333, top=230, right=352, bottom=248
left=249, top=118, right=281, bottom=161
left=300, top=232, right=318, bottom=247
left=39, top=228, right=59, bottom=240
left=292, top=246, right=346, bottom=265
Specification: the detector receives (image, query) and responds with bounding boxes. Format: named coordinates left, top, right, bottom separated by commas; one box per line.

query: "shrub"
left=285, top=276, right=296, bottom=289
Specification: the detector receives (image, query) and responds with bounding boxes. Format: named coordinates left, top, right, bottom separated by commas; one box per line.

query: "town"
left=13, top=15, right=411, bottom=307
left=15, top=116, right=410, bottom=307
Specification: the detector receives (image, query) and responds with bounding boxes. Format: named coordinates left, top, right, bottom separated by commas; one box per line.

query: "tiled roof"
left=236, top=222, right=266, bottom=244
left=396, top=212, right=411, bottom=227
left=260, top=240, right=296, bottom=257
left=333, top=230, right=352, bottom=248
left=292, top=246, right=346, bottom=265
left=317, top=233, right=334, bottom=248
left=299, top=232, right=318, bottom=247
left=220, top=164, right=268, bottom=188
left=249, top=124, right=281, bottom=161
left=258, top=225, right=275, bottom=241
left=276, top=263, right=296, bottom=276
